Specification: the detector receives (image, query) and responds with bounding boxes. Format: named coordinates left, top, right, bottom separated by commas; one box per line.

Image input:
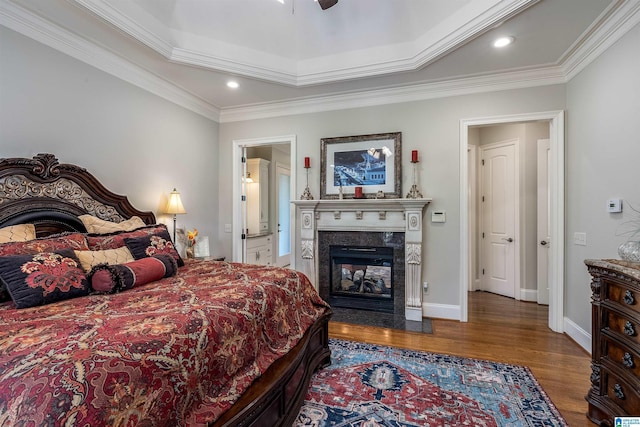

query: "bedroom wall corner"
left=0, top=26, right=221, bottom=256
left=565, top=21, right=640, bottom=335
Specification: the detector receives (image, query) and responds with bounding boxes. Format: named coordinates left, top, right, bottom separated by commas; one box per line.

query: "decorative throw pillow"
left=88, top=254, right=178, bottom=294
left=0, top=249, right=89, bottom=309
left=79, top=215, right=146, bottom=234
left=0, top=233, right=89, bottom=303
left=124, top=230, right=184, bottom=267
left=87, top=224, right=171, bottom=251
left=0, top=224, right=36, bottom=243
left=0, top=232, right=89, bottom=257
left=74, top=246, right=135, bottom=272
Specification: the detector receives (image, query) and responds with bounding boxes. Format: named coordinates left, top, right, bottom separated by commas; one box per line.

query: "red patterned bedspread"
left=0, top=260, right=329, bottom=426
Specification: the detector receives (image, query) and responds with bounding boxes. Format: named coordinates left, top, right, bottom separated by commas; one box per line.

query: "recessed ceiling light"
left=227, top=81, right=239, bottom=89
left=493, top=36, right=515, bottom=48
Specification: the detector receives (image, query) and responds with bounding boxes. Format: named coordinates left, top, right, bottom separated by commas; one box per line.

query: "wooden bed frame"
left=0, top=153, right=332, bottom=427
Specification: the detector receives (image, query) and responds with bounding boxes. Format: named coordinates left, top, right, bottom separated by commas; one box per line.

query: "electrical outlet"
left=224, top=224, right=232, bottom=233
left=423, top=281, right=429, bottom=293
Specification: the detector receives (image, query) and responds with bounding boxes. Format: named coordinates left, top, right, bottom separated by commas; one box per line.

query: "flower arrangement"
left=187, top=228, right=198, bottom=248
left=184, top=228, right=198, bottom=259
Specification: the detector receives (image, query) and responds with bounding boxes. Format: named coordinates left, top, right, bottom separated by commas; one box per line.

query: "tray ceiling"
left=1, top=0, right=635, bottom=119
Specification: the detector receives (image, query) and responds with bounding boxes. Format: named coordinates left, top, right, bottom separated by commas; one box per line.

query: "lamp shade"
left=166, top=188, right=186, bottom=214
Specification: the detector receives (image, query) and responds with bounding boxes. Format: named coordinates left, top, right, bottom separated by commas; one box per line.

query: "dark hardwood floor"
left=328, top=291, right=594, bottom=426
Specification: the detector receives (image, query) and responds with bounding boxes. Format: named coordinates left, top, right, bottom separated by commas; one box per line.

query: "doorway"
left=460, top=111, right=565, bottom=333
left=275, top=163, right=291, bottom=267
left=231, top=135, right=297, bottom=266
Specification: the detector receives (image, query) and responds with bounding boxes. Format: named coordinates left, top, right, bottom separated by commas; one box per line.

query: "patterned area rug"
left=295, top=339, right=568, bottom=427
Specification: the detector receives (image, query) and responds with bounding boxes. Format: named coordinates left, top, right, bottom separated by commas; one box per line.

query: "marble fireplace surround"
left=292, top=198, right=431, bottom=321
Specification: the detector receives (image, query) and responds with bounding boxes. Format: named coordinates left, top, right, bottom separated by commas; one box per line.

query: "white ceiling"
left=2, top=0, right=638, bottom=121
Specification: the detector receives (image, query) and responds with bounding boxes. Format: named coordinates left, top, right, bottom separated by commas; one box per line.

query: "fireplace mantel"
left=292, top=198, right=431, bottom=321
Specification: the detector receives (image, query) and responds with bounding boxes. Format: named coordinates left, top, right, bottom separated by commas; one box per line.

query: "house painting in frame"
left=321, top=132, right=402, bottom=199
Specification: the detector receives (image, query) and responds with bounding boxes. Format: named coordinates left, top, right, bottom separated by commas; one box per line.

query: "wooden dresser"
left=585, top=259, right=640, bottom=425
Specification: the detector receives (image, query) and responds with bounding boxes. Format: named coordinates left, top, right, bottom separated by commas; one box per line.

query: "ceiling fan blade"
left=318, top=0, right=338, bottom=10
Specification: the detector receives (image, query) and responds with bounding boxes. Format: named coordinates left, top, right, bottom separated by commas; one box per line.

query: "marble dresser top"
left=585, top=258, right=640, bottom=281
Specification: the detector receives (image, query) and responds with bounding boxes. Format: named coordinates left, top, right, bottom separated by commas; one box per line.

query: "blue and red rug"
left=296, top=339, right=568, bottom=426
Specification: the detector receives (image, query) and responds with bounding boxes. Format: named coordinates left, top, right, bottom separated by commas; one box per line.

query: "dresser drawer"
left=603, top=307, right=640, bottom=346
left=601, top=366, right=640, bottom=416
left=605, top=280, right=640, bottom=315
left=246, top=234, right=272, bottom=249
left=602, top=336, right=640, bottom=379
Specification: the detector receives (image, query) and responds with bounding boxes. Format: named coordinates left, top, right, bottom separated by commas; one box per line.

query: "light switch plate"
left=574, top=232, right=587, bottom=246
left=431, top=211, right=446, bottom=223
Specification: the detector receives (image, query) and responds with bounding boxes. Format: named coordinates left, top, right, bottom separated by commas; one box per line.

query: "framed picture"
left=321, top=132, right=402, bottom=199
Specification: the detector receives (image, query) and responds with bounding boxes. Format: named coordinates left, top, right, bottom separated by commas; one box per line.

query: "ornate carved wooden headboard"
left=0, top=153, right=155, bottom=237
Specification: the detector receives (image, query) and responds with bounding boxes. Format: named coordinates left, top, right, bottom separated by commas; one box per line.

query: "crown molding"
left=3, top=0, right=638, bottom=125
left=218, top=67, right=567, bottom=123
left=170, top=47, right=300, bottom=87
left=71, top=0, right=540, bottom=87
left=73, top=0, right=174, bottom=58
left=0, top=0, right=220, bottom=122
left=561, top=0, right=640, bottom=80
left=218, top=0, right=639, bottom=123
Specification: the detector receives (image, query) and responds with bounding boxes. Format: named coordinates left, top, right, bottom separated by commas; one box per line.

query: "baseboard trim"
left=563, top=317, right=591, bottom=354
left=422, top=302, right=460, bottom=321
left=519, top=288, right=538, bottom=302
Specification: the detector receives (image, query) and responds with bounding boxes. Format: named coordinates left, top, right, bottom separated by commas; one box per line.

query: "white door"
left=275, top=164, right=291, bottom=267
left=537, top=139, right=551, bottom=305
left=481, top=141, right=518, bottom=298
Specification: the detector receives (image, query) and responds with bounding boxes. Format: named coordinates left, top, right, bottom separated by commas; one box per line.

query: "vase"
left=618, top=240, right=640, bottom=262
left=186, top=247, right=195, bottom=259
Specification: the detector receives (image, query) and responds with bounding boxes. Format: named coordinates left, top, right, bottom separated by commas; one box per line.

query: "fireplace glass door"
left=330, top=245, right=394, bottom=313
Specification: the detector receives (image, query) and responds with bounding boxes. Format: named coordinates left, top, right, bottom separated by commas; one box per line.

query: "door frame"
left=468, top=145, right=478, bottom=291
left=232, top=135, right=297, bottom=266
left=274, top=161, right=292, bottom=267
left=479, top=139, right=520, bottom=300
left=460, top=111, right=564, bottom=332
left=537, top=138, right=551, bottom=305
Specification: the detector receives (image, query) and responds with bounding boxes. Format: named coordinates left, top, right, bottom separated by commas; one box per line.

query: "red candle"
left=354, top=186, right=363, bottom=198
left=411, top=150, right=418, bottom=163
left=304, top=157, right=310, bottom=168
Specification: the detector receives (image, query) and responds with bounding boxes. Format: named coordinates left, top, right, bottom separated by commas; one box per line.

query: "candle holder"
left=300, top=165, right=314, bottom=200
left=406, top=159, right=423, bottom=199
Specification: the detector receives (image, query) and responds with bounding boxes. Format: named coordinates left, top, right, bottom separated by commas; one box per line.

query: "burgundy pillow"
left=86, top=224, right=170, bottom=250
left=0, top=233, right=89, bottom=302
left=124, top=230, right=184, bottom=267
left=88, top=254, right=178, bottom=294
left=0, top=249, right=89, bottom=309
left=0, top=232, right=89, bottom=257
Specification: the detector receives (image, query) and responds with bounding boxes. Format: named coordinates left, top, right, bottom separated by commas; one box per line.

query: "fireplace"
left=292, top=198, right=431, bottom=321
left=330, top=245, right=394, bottom=313
left=318, top=231, right=405, bottom=316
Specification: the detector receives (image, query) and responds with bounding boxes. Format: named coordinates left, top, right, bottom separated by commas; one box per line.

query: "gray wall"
left=219, top=86, right=566, bottom=309
left=0, top=27, right=221, bottom=254
left=565, top=22, right=640, bottom=331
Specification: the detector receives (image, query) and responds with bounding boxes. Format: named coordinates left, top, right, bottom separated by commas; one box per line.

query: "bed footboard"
left=213, top=309, right=332, bottom=427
